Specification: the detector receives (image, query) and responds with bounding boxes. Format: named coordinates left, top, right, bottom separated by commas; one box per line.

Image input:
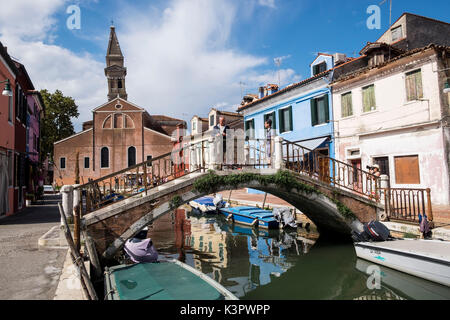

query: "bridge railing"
left=382, top=187, right=433, bottom=223
left=74, top=141, right=207, bottom=215
left=281, top=139, right=381, bottom=201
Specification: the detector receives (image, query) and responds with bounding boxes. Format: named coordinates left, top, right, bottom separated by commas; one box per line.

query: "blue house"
left=239, top=53, right=352, bottom=159
left=237, top=53, right=349, bottom=193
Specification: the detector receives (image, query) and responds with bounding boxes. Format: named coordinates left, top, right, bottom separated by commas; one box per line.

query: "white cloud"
left=0, top=0, right=106, bottom=128
left=0, top=0, right=66, bottom=41
left=258, top=0, right=276, bottom=9
left=117, top=0, right=297, bottom=120
left=0, top=0, right=299, bottom=130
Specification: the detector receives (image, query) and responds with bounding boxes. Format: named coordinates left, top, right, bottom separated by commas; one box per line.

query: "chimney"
left=267, top=84, right=279, bottom=95
left=259, top=86, right=265, bottom=99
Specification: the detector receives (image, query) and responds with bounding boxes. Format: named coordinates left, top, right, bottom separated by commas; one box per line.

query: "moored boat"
left=354, top=239, right=450, bottom=287
left=189, top=195, right=227, bottom=213
left=104, top=259, right=238, bottom=300
left=219, top=206, right=279, bottom=229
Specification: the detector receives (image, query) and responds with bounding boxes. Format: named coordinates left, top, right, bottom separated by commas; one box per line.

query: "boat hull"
left=354, top=241, right=450, bottom=287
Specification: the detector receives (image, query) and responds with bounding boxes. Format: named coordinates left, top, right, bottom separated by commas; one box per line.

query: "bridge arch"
left=82, top=170, right=381, bottom=261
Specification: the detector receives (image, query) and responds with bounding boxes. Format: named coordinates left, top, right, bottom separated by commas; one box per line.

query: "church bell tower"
left=105, top=25, right=128, bottom=101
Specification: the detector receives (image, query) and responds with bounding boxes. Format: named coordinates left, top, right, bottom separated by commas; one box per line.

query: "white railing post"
left=61, top=185, right=74, bottom=224
left=380, top=174, right=390, bottom=205
left=189, top=145, right=196, bottom=172
left=274, top=136, right=283, bottom=170
left=244, top=144, right=250, bottom=166
left=208, top=136, right=216, bottom=170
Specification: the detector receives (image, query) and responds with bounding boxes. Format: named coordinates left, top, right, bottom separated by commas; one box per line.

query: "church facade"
left=54, top=26, right=185, bottom=186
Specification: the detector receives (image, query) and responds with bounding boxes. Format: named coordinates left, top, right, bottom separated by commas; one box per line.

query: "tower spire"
left=105, top=25, right=127, bottom=101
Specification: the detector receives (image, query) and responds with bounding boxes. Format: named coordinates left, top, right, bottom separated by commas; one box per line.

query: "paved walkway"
left=0, top=195, right=67, bottom=300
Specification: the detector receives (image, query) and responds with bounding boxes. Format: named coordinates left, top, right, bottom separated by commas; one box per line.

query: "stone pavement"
left=0, top=195, right=67, bottom=300
left=53, top=250, right=88, bottom=300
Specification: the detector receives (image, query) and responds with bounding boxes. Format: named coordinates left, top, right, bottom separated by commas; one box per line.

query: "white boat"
left=354, top=239, right=450, bottom=287
left=189, top=195, right=227, bottom=213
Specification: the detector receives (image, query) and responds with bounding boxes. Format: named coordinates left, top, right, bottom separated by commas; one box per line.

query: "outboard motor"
left=352, top=220, right=391, bottom=242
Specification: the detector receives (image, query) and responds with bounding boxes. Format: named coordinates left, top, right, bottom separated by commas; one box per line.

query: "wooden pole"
left=58, top=203, right=98, bottom=300
left=74, top=204, right=81, bottom=253
left=426, top=188, right=433, bottom=221
left=262, top=192, right=268, bottom=210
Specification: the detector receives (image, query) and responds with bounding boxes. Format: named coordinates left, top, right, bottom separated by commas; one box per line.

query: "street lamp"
left=1, top=79, right=12, bottom=96
left=444, top=82, right=450, bottom=94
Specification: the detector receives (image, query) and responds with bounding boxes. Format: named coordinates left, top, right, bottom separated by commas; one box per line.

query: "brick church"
left=54, top=26, right=186, bottom=186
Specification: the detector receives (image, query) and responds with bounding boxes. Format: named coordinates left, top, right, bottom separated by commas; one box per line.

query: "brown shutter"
left=394, top=156, right=420, bottom=184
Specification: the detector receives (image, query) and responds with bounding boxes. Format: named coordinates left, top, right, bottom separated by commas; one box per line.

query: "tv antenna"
left=239, top=81, right=246, bottom=98
left=379, top=0, right=392, bottom=26
left=274, top=57, right=282, bottom=87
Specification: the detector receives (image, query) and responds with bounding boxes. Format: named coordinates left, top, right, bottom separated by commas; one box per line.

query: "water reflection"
left=146, top=207, right=450, bottom=300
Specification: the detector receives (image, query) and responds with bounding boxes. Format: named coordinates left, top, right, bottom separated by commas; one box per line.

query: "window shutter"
left=415, top=70, right=423, bottom=99
left=279, top=109, right=284, bottom=133
left=310, top=99, right=317, bottom=126
left=289, top=106, right=293, bottom=131
left=324, top=95, right=330, bottom=123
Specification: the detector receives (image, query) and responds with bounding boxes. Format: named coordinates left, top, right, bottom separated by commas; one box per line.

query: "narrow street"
left=0, top=195, right=66, bottom=300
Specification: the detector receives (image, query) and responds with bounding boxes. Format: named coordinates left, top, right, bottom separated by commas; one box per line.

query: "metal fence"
left=282, top=140, right=381, bottom=201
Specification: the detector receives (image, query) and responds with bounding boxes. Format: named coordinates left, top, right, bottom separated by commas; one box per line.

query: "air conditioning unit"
left=333, top=53, right=347, bottom=65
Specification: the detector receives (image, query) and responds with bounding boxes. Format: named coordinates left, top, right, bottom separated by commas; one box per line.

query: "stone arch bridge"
left=63, top=137, right=386, bottom=264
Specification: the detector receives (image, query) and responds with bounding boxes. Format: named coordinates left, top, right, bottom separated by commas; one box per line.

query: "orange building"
left=53, top=26, right=185, bottom=186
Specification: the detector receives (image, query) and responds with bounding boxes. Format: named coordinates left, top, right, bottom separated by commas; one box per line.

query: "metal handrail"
left=281, top=139, right=381, bottom=201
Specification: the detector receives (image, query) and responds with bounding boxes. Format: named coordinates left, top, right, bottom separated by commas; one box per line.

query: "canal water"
left=145, top=207, right=450, bottom=300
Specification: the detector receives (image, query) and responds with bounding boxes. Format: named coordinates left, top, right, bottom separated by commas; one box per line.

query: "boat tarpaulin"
left=107, top=262, right=225, bottom=300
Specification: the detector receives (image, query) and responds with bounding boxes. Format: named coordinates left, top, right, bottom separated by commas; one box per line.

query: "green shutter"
left=279, top=109, right=284, bottom=133
left=311, top=99, right=317, bottom=126
left=415, top=70, right=423, bottom=99
left=289, top=106, right=293, bottom=131
left=324, top=95, right=330, bottom=123
left=363, top=85, right=376, bottom=112
left=244, top=120, right=248, bottom=138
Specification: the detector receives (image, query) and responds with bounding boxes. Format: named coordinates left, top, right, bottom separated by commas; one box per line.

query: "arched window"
left=128, top=146, right=136, bottom=167
left=114, top=113, right=123, bottom=128
left=101, top=147, right=109, bottom=168
left=103, top=115, right=112, bottom=128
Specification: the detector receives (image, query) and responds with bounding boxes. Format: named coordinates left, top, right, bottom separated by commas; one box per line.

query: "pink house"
left=0, top=42, right=18, bottom=217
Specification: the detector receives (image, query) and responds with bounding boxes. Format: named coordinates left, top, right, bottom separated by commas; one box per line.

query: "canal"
left=144, top=206, right=450, bottom=300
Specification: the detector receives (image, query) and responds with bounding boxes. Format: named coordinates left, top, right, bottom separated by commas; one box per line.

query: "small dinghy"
left=104, top=259, right=238, bottom=300
left=219, top=206, right=279, bottom=229
left=189, top=195, right=227, bottom=213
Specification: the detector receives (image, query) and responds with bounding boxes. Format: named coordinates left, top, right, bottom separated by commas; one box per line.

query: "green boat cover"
left=107, top=262, right=225, bottom=300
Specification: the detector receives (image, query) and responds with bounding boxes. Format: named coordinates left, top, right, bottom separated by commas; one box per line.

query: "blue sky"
left=0, top=0, right=449, bottom=131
